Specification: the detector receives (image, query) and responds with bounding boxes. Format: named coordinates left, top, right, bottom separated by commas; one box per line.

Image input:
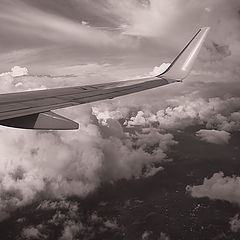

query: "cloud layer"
left=0, top=69, right=178, bottom=220
left=0, top=0, right=240, bottom=224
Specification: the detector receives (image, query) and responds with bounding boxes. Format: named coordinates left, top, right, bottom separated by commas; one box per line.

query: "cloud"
left=196, top=129, right=231, bottom=144
left=186, top=172, right=240, bottom=206
left=160, top=232, right=171, bottom=240
left=0, top=0, right=119, bottom=48
left=59, top=220, right=84, bottom=240
left=210, top=41, right=231, bottom=59
left=143, top=166, right=164, bottom=178
left=33, top=199, right=122, bottom=239
left=1, top=0, right=239, bottom=75
left=229, top=214, right=240, bottom=232
left=149, top=63, right=171, bottom=76
left=21, top=225, right=46, bottom=239
left=107, top=0, right=240, bottom=63
left=142, top=230, right=152, bottom=240
left=0, top=0, right=141, bottom=74
left=0, top=66, right=28, bottom=77
left=141, top=231, right=171, bottom=240
left=103, top=219, right=119, bottom=229
left=125, top=96, right=240, bottom=132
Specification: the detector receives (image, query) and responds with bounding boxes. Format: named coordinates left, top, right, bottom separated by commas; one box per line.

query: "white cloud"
left=59, top=220, right=83, bottom=240
left=127, top=111, right=149, bottom=127
left=0, top=1, right=118, bottom=47
left=144, top=166, right=163, bottom=178
left=110, top=0, right=240, bottom=53
left=229, top=214, right=240, bottom=232
left=196, top=129, right=231, bottom=144
left=142, top=230, right=152, bottom=240
left=21, top=226, right=46, bottom=239
left=0, top=66, right=29, bottom=92
left=11, top=66, right=28, bottom=77
left=205, top=7, right=211, bottom=12
left=125, top=97, right=240, bottom=132
left=149, top=63, right=171, bottom=76
left=160, top=232, right=171, bottom=240
left=103, top=219, right=119, bottom=229
left=186, top=172, right=240, bottom=206
left=81, top=21, right=88, bottom=26
left=0, top=66, right=28, bottom=77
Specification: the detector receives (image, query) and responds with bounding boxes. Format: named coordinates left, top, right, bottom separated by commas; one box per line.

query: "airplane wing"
left=0, top=27, right=210, bottom=130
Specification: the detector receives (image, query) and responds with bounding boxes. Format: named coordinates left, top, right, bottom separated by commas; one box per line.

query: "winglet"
left=157, top=27, right=210, bottom=81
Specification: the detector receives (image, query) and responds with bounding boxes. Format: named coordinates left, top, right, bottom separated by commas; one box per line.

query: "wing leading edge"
left=0, top=27, right=210, bottom=130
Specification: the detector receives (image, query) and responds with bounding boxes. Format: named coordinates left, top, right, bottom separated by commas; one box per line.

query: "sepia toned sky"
left=0, top=0, right=239, bottom=76
left=0, top=0, right=240, bottom=226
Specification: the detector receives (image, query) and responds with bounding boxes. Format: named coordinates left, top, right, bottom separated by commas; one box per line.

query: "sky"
left=0, top=0, right=239, bottom=76
left=0, top=0, right=240, bottom=232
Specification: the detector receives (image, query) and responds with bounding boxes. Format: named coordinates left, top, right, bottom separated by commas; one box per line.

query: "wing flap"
left=0, top=111, right=79, bottom=130
left=158, top=27, right=210, bottom=81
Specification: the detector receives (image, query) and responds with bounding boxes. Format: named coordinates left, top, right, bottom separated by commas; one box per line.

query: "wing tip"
left=157, top=26, right=210, bottom=81
left=200, top=26, right=211, bottom=33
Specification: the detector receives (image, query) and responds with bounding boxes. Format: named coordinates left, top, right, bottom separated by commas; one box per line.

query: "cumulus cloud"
left=21, top=225, right=46, bottom=239
left=31, top=199, right=122, bottom=239
left=103, top=219, right=119, bottom=230
left=59, top=220, right=83, bottom=240
left=141, top=231, right=170, bottom=240
left=229, top=214, right=240, bottom=232
left=143, top=166, right=164, bottom=178
left=0, top=66, right=28, bottom=77
left=149, top=63, right=171, bottom=76
left=186, top=172, right=240, bottom=206
left=142, top=230, right=152, bottom=240
left=125, top=96, right=240, bottom=132
left=160, top=232, right=171, bottom=240
left=196, top=129, right=231, bottom=144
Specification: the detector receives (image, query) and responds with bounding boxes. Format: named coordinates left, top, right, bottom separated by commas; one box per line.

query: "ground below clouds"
left=0, top=126, right=240, bottom=240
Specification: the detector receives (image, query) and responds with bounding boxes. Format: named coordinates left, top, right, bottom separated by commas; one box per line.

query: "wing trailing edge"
left=157, top=27, right=210, bottom=81
left=0, top=111, right=79, bottom=130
